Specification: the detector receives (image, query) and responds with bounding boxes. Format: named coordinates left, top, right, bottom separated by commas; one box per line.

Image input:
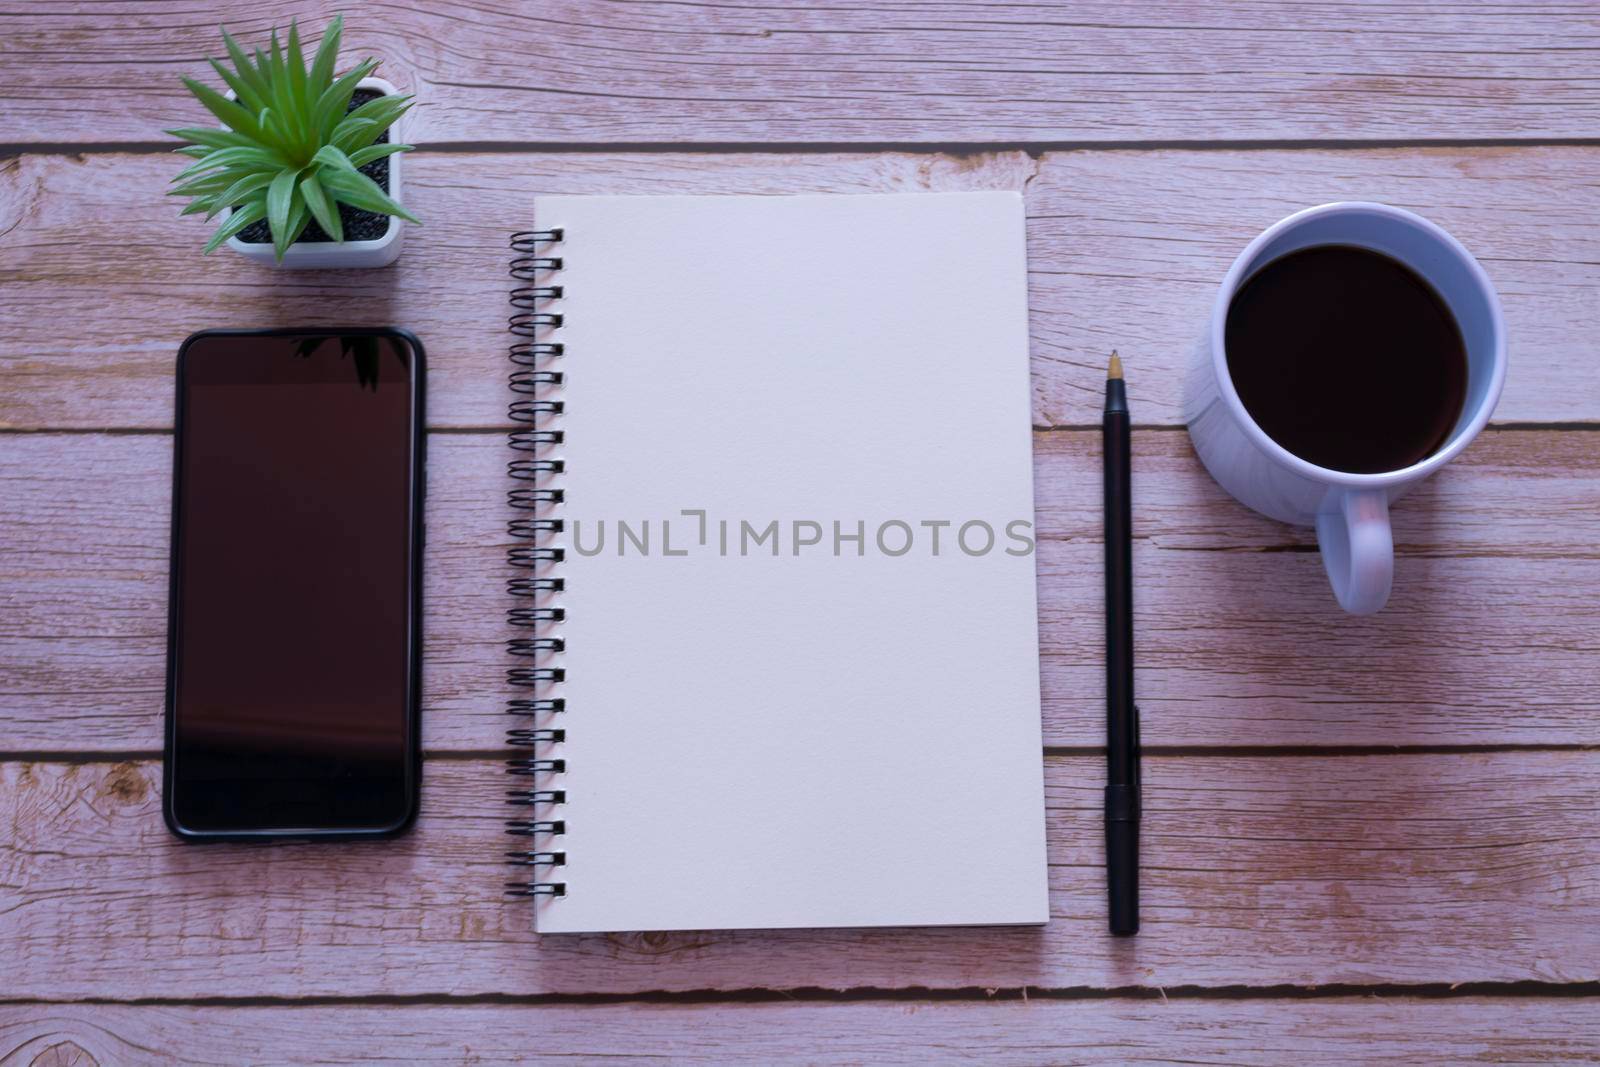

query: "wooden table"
left=3, top=2, right=1598, bottom=1062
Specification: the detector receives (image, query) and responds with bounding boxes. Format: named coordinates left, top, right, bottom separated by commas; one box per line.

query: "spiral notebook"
left=505, top=191, right=1047, bottom=933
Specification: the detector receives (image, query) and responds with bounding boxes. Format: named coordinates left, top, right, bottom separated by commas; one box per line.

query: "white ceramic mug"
left=1186, top=202, right=1507, bottom=615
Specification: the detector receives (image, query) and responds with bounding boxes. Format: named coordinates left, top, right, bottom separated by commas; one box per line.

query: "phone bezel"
left=163, top=327, right=426, bottom=841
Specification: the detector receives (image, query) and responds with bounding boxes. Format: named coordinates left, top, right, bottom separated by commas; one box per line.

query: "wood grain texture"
left=5, top=430, right=1596, bottom=752
left=4, top=0, right=1598, bottom=1041
left=3, top=999, right=1597, bottom=1065
left=5, top=753, right=1598, bottom=997
left=3, top=147, right=1598, bottom=429
left=6, top=1, right=1600, bottom=145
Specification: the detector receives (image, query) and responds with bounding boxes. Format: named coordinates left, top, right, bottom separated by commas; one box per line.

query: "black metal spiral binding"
left=506, top=228, right=567, bottom=902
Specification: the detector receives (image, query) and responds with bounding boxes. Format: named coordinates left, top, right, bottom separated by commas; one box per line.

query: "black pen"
left=1103, top=351, right=1140, bottom=936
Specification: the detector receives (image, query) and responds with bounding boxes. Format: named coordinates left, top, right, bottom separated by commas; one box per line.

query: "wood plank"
left=5, top=430, right=1595, bottom=752
left=2, top=147, right=1598, bottom=430
left=3, top=1000, right=1597, bottom=1065
left=5, top=752, right=1598, bottom=997
left=6, top=1, right=1600, bottom=145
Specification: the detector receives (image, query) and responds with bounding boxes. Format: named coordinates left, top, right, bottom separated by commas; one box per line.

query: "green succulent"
left=167, top=16, right=419, bottom=260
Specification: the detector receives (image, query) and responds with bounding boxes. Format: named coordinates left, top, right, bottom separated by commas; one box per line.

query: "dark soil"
left=237, top=88, right=395, bottom=245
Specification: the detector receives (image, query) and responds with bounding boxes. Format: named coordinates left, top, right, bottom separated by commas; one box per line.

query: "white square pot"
left=225, top=77, right=407, bottom=270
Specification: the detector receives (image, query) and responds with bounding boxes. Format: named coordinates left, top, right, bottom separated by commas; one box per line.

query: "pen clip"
left=1132, top=704, right=1142, bottom=816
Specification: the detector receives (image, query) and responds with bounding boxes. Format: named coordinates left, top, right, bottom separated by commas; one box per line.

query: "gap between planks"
left=4, top=744, right=1598, bottom=765
left=8, top=138, right=1600, bottom=158
left=6, top=980, right=1600, bottom=1008
left=1, top=424, right=1595, bottom=436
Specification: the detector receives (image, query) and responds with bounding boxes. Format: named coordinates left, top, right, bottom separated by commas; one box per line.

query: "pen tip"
left=1107, top=351, right=1123, bottom=380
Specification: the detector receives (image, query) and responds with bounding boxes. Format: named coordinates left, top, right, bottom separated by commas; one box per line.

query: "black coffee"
left=1224, top=244, right=1467, bottom=474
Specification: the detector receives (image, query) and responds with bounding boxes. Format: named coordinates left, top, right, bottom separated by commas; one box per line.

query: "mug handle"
left=1314, top=489, right=1393, bottom=615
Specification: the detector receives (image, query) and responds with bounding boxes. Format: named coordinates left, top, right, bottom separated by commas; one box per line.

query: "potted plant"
left=167, top=17, right=419, bottom=269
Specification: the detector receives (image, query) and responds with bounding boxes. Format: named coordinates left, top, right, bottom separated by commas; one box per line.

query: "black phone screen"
left=165, top=330, right=423, bottom=836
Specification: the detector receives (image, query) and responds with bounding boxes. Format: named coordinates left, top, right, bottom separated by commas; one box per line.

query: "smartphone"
left=164, top=328, right=425, bottom=839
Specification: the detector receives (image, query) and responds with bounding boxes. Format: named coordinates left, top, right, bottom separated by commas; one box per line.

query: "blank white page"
left=530, top=191, right=1046, bottom=932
